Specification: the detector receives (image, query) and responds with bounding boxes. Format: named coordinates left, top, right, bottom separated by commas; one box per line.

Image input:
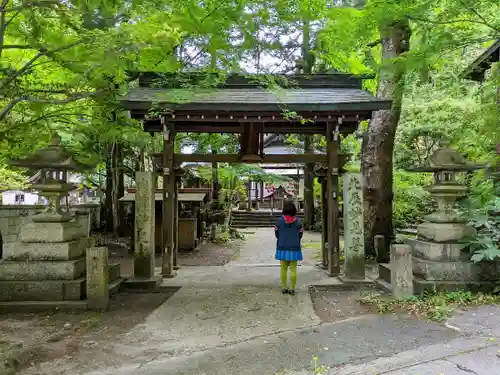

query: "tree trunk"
left=104, top=141, right=124, bottom=235
left=116, top=145, right=125, bottom=236
left=301, top=18, right=315, bottom=230
left=212, top=149, right=219, bottom=201
left=304, top=136, right=315, bottom=229
left=361, top=20, right=411, bottom=262
left=104, top=143, right=113, bottom=232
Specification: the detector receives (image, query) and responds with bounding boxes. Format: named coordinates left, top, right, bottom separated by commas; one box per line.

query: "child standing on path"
left=274, top=201, right=304, bottom=295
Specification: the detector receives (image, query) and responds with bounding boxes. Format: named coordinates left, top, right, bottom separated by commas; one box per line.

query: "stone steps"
left=108, top=262, right=121, bottom=283
left=107, top=262, right=124, bottom=297
left=231, top=211, right=304, bottom=228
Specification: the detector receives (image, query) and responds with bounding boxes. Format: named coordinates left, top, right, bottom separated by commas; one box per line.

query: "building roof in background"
left=462, top=40, right=500, bottom=81
left=119, top=192, right=206, bottom=202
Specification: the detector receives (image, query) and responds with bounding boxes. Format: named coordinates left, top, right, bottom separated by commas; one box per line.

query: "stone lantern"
left=407, top=140, right=483, bottom=242
left=403, top=140, right=495, bottom=292
left=0, top=133, right=97, bottom=304
left=9, top=133, right=89, bottom=223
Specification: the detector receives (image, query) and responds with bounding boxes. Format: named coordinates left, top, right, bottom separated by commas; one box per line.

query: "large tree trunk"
left=304, top=136, right=315, bottom=229
left=361, top=20, right=411, bottom=262
left=104, top=141, right=125, bottom=235
left=301, top=18, right=315, bottom=229
left=211, top=149, right=219, bottom=201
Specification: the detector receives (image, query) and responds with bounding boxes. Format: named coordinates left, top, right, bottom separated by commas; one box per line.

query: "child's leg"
left=289, top=261, right=298, bottom=290
left=280, top=261, right=289, bottom=289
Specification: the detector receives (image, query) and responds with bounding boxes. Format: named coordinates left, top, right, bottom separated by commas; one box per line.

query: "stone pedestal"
left=390, top=244, right=413, bottom=299
left=74, top=203, right=100, bottom=231
left=124, top=172, right=161, bottom=289
left=86, top=247, right=109, bottom=309
left=409, top=221, right=499, bottom=292
left=74, top=210, right=90, bottom=238
left=0, top=221, right=88, bottom=302
left=339, top=173, right=371, bottom=284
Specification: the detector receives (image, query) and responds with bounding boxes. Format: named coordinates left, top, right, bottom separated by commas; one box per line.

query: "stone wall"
left=0, top=205, right=44, bottom=246
left=0, top=204, right=100, bottom=258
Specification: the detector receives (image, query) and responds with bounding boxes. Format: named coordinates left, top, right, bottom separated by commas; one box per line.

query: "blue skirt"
left=275, top=250, right=303, bottom=261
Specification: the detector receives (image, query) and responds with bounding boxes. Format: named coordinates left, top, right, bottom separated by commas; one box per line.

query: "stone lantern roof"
left=8, top=133, right=88, bottom=171
left=406, top=141, right=485, bottom=172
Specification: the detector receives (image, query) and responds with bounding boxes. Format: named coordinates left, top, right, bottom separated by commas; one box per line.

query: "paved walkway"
left=308, top=304, right=500, bottom=375
left=21, top=229, right=500, bottom=375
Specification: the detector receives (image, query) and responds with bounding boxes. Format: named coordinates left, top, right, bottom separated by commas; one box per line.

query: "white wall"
left=1, top=190, right=40, bottom=205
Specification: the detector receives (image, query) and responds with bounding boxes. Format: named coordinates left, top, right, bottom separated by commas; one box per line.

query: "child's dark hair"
left=282, top=200, right=297, bottom=216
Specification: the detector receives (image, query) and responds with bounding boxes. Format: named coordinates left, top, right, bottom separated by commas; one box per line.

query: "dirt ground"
left=0, top=238, right=240, bottom=374
left=309, top=285, right=381, bottom=323
left=0, top=291, right=178, bottom=375
left=108, top=241, right=241, bottom=276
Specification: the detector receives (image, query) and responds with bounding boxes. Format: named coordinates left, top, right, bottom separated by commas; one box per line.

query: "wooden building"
left=121, top=72, right=391, bottom=277
left=461, top=39, right=500, bottom=82
left=120, top=190, right=208, bottom=253
left=462, top=39, right=500, bottom=185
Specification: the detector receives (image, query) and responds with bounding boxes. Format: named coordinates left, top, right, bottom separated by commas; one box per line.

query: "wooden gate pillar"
left=240, top=123, right=263, bottom=162
left=326, top=121, right=341, bottom=276
left=321, top=178, right=328, bottom=269
left=173, top=177, right=180, bottom=270
left=313, top=164, right=328, bottom=270
left=162, top=120, right=176, bottom=278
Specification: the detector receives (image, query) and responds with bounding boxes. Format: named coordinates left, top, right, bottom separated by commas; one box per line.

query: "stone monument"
left=0, top=134, right=120, bottom=306
left=339, top=173, right=370, bottom=283
left=401, top=141, right=494, bottom=292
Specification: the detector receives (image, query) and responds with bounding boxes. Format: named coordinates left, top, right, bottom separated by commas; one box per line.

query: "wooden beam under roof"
left=142, top=121, right=359, bottom=135
left=157, top=153, right=329, bottom=164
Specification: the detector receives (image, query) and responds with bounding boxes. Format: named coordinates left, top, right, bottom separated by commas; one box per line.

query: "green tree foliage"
left=0, top=0, right=497, bottom=257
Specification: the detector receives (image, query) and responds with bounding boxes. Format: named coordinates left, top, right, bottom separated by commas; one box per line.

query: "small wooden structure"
left=121, top=73, right=391, bottom=277
left=120, top=191, right=207, bottom=253
left=462, top=40, right=500, bottom=187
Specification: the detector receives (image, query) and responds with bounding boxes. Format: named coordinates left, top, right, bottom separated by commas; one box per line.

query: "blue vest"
left=275, top=216, right=303, bottom=252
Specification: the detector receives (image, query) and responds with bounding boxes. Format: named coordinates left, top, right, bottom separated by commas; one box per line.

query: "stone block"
left=2, top=237, right=87, bottom=261
left=2, top=234, right=18, bottom=243
left=74, top=210, right=90, bottom=237
left=413, top=277, right=496, bottom=295
left=20, top=221, right=84, bottom=243
left=374, top=235, right=389, bottom=262
left=378, top=263, right=391, bottom=284
left=390, top=244, right=414, bottom=299
left=108, top=263, right=121, bottom=282
left=6, top=224, right=20, bottom=235
left=123, top=275, right=162, bottom=290
left=6, top=217, right=20, bottom=228
left=342, top=173, right=365, bottom=280
left=134, top=171, right=155, bottom=279
left=417, top=222, right=476, bottom=243
left=0, top=278, right=85, bottom=301
left=86, top=247, right=109, bottom=309
left=0, top=258, right=86, bottom=281
left=408, top=239, right=469, bottom=262
left=413, top=257, right=500, bottom=281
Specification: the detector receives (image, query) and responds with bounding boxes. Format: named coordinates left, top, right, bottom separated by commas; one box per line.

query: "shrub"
left=393, top=171, right=435, bottom=229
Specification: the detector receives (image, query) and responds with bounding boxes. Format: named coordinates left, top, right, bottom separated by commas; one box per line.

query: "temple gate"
left=121, top=73, right=391, bottom=278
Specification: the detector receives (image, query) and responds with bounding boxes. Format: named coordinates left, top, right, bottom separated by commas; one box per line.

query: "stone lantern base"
left=0, top=220, right=122, bottom=305
left=379, top=222, right=500, bottom=294
left=409, top=221, right=500, bottom=293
